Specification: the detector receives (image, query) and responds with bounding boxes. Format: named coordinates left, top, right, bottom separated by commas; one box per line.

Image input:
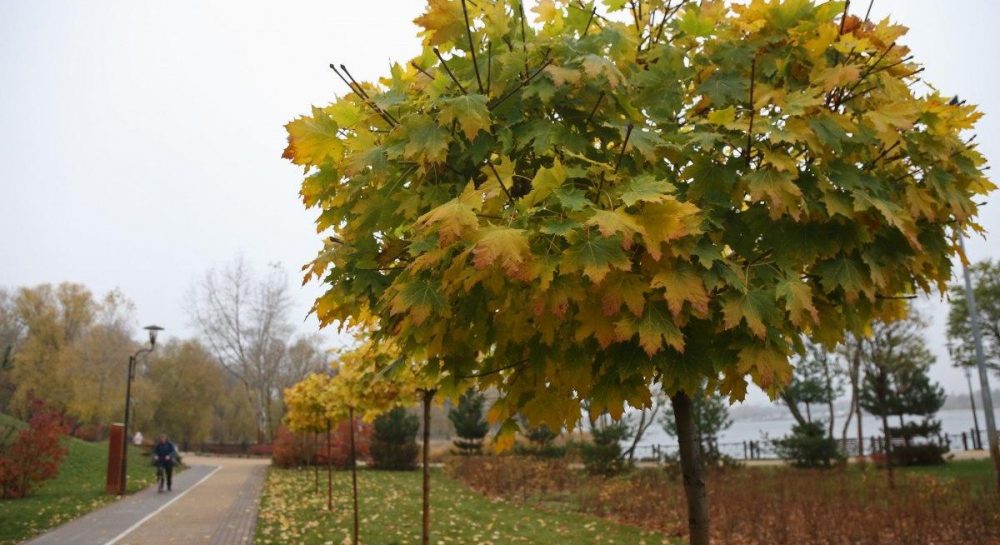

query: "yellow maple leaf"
left=651, top=262, right=710, bottom=318
left=636, top=199, right=702, bottom=261
left=585, top=209, right=644, bottom=239
left=416, top=198, right=480, bottom=246
left=472, top=227, right=532, bottom=279
left=282, top=106, right=343, bottom=166
left=413, top=0, right=466, bottom=47
left=816, top=64, right=861, bottom=93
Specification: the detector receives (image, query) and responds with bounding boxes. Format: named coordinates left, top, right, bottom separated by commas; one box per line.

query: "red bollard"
left=106, top=423, right=125, bottom=494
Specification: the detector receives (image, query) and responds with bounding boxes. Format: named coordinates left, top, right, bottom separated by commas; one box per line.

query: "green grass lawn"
left=0, top=436, right=158, bottom=545
left=255, top=468, right=674, bottom=545
left=902, top=458, right=994, bottom=483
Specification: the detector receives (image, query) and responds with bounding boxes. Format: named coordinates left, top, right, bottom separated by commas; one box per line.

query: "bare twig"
left=614, top=123, right=634, bottom=173
left=432, top=48, right=469, bottom=95
left=455, top=358, right=530, bottom=379
left=839, top=0, right=851, bottom=35
left=330, top=64, right=398, bottom=127
left=583, top=5, right=597, bottom=37
left=460, top=0, right=485, bottom=93
left=486, top=41, right=492, bottom=95
left=863, top=0, right=875, bottom=23
left=586, top=92, right=606, bottom=125
left=863, top=140, right=900, bottom=170
left=489, top=57, right=553, bottom=110
left=745, top=56, right=757, bottom=168
left=519, top=1, right=530, bottom=76
left=486, top=159, right=515, bottom=204
left=411, top=62, right=434, bottom=80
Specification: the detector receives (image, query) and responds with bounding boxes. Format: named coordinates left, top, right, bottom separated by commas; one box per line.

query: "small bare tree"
left=188, top=256, right=293, bottom=442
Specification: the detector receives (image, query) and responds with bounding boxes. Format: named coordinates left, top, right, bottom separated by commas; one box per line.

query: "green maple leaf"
left=523, top=159, right=567, bottom=208
left=808, top=115, right=850, bottom=154
left=554, top=187, right=589, bottom=211
left=775, top=276, right=819, bottom=326
left=722, top=290, right=777, bottom=339
left=746, top=168, right=803, bottom=217
left=436, top=94, right=491, bottom=140
left=564, top=230, right=631, bottom=283
left=402, top=116, right=450, bottom=164
left=615, top=301, right=685, bottom=356
left=599, top=272, right=647, bottom=317
left=677, top=8, right=716, bottom=37
left=389, top=279, right=446, bottom=325
left=815, top=255, right=872, bottom=301
left=697, top=73, right=747, bottom=105
left=618, top=175, right=676, bottom=207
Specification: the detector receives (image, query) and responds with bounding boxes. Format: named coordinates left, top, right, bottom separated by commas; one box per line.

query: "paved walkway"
left=24, top=455, right=269, bottom=545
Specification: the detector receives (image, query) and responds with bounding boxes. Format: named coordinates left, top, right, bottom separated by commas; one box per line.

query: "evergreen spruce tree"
left=370, top=407, right=419, bottom=470
left=860, top=309, right=947, bottom=473
left=448, top=390, right=488, bottom=455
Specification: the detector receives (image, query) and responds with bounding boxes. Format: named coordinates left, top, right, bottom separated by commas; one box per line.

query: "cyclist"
left=152, top=434, right=179, bottom=492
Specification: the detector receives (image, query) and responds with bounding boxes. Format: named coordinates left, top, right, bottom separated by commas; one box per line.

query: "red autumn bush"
left=0, top=401, right=70, bottom=499
left=272, top=421, right=371, bottom=469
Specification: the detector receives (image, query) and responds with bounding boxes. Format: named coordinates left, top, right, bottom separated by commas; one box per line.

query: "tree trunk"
left=326, top=419, right=333, bottom=511
left=805, top=402, right=812, bottom=424
left=842, top=337, right=863, bottom=459
left=422, top=390, right=435, bottom=545
left=822, top=356, right=836, bottom=439
left=782, top=392, right=809, bottom=428
left=881, top=412, right=895, bottom=489
left=314, top=424, right=319, bottom=493
left=856, top=395, right=865, bottom=460
left=670, top=391, right=710, bottom=545
left=350, top=407, right=359, bottom=545
left=625, top=409, right=648, bottom=462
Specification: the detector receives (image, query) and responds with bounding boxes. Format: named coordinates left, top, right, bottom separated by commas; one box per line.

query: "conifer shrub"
left=370, top=407, right=419, bottom=470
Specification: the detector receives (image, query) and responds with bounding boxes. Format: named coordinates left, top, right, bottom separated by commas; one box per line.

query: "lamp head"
left=143, top=325, right=164, bottom=347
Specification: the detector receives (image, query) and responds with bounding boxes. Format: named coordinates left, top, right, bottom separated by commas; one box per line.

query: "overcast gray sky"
left=1, top=1, right=996, bottom=400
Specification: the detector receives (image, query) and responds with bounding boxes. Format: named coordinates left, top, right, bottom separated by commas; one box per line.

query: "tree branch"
left=432, top=48, right=469, bottom=95
left=460, top=0, right=485, bottom=93
left=486, top=158, right=515, bottom=204
left=585, top=92, right=606, bottom=126
left=614, top=123, right=634, bottom=174
left=489, top=57, right=553, bottom=110
left=330, top=64, right=398, bottom=127
left=745, top=56, right=757, bottom=169
left=455, top=358, right=530, bottom=379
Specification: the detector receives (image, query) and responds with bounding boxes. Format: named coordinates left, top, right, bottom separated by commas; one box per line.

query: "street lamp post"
left=949, top=339, right=984, bottom=449
left=119, top=325, right=163, bottom=495
left=957, top=234, right=1000, bottom=491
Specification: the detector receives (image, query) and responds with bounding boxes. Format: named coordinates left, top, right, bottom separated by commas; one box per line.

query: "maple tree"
left=285, top=1, right=993, bottom=542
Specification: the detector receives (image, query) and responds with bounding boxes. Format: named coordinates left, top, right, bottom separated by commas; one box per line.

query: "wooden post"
left=962, top=432, right=969, bottom=451
left=743, top=441, right=748, bottom=460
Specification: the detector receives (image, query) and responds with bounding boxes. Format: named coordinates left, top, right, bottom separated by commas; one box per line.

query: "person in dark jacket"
left=152, top=434, right=179, bottom=491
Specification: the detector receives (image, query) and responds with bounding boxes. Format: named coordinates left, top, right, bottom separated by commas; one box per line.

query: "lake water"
left=634, top=407, right=992, bottom=452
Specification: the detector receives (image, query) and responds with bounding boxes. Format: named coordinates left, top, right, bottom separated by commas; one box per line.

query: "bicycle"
left=155, top=464, right=165, bottom=492
left=153, top=453, right=172, bottom=492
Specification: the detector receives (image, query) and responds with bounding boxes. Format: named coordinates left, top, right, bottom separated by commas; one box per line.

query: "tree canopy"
left=285, top=0, right=993, bottom=439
